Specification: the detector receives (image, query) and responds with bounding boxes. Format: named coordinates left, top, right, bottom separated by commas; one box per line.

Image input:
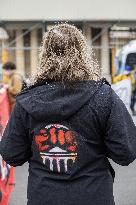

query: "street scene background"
left=1, top=0, right=136, bottom=204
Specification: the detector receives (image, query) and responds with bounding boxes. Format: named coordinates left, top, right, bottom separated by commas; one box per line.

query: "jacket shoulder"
left=93, top=82, right=112, bottom=108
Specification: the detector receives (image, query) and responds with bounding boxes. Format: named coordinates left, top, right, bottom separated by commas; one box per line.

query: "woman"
left=0, top=24, right=136, bottom=205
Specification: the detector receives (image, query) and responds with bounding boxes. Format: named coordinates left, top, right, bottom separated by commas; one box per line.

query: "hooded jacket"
left=1, top=78, right=136, bottom=205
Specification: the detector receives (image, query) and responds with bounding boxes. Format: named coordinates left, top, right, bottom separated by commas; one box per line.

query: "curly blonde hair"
left=30, top=23, right=101, bottom=85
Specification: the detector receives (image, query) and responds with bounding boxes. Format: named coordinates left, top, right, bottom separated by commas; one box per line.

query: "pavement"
left=9, top=117, right=136, bottom=205
left=9, top=164, right=28, bottom=205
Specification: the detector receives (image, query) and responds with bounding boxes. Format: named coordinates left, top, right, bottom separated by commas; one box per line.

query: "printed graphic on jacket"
left=34, top=124, right=78, bottom=173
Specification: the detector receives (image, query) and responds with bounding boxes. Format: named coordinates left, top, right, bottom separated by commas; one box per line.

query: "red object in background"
left=0, top=85, right=15, bottom=205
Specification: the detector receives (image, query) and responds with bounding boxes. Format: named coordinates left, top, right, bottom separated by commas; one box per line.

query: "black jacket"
left=1, top=78, right=136, bottom=205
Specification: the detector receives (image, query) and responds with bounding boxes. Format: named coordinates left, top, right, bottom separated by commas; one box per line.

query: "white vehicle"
left=116, top=40, right=136, bottom=74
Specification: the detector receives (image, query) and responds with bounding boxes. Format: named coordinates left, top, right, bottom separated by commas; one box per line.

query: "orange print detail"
left=50, top=127, right=57, bottom=144
left=65, top=131, right=75, bottom=143
left=68, top=145, right=76, bottom=152
left=40, top=145, right=49, bottom=151
left=35, top=135, right=48, bottom=150
left=58, top=130, right=65, bottom=145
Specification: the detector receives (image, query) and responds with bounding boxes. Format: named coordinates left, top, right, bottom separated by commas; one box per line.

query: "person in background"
left=113, top=68, right=136, bottom=115
left=2, top=62, right=23, bottom=111
left=1, top=24, right=136, bottom=205
left=130, top=66, right=136, bottom=115
left=112, top=70, right=134, bottom=84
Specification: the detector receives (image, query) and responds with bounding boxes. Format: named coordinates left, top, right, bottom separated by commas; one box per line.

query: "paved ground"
left=9, top=164, right=28, bottom=205
left=9, top=117, right=136, bottom=205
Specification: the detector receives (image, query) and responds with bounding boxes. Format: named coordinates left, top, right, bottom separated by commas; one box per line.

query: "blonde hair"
left=30, top=23, right=101, bottom=85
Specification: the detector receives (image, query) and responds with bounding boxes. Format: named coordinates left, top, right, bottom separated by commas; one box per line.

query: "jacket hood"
left=17, top=78, right=107, bottom=122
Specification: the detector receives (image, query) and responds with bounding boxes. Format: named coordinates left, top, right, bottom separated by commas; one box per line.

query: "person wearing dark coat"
left=1, top=24, right=136, bottom=205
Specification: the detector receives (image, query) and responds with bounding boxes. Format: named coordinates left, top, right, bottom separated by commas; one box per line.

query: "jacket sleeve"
left=0, top=102, right=31, bottom=166
left=104, top=88, right=136, bottom=166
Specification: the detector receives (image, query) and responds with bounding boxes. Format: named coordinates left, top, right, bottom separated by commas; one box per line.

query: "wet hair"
left=3, top=62, right=16, bottom=70
left=29, top=23, right=101, bottom=86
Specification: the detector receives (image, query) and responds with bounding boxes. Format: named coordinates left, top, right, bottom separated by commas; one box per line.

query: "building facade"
left=0, top=0, right=136, bottom=80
